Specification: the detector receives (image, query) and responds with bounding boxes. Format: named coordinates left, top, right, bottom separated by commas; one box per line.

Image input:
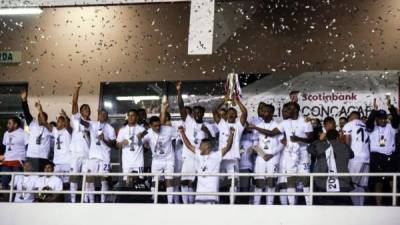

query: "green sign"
left=0, top=51, right=21, bottom=63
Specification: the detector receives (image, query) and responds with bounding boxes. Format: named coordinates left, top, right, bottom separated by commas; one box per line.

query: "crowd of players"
left=1, top=81, right=399, bottom=205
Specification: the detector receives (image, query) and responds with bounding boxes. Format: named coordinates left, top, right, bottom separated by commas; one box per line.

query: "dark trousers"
left=1, top=165, right=23, bottom=190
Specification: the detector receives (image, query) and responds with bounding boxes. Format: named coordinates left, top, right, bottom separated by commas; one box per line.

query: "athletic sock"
left=181, top=186, right=189, bottom=204
left=266, top=187, right=275, bottom=205
left=101, top=181, right=108, bottom=203
left=351, top=186, right=365, bottom=206
left=70, top=182, right=77, bottom=203
left=173, top=186, right=180, bottom=204
left=303, top=187, right=311, bottom=205
left=86, top=182, right=95, bottom=203
left=254, top=187, right=263, bottom=205
left=166, top=187, right=174, bottom=204
left=287, top=188, right=296, bottom=205
left=280, top=188, right=288, bottom=205
left=188, top=187, right=195, bottom=204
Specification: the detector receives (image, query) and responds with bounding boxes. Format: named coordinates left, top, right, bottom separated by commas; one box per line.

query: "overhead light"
left=116, top=96, right=160, bottom=103
left=0, top=8, right=43, bottom=15
left=104, top=101, right=113, bottom=109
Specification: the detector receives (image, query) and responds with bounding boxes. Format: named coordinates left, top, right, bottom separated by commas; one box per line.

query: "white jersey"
left=171, top=121, right=184, bottom=161
left=52, top=128, right=72, bottom=165
left=217, top=119, right=245, bottom=160
left=3, top=128, right=28, bottom=161
left=195, top=149, right=223, bottom=202
left=239, top=128, right=257, bottom=171
left=89, top=121, right=116, bottom=163
left=143, top=125, right=174, bottom=162
left=14, top=175, right=39, bottom=203
left=277, top=116, right=313, bottom=152
left=26, top=120, right=52, bottom=159
left=117, top=124, right=146, bottom=169
left=70, top=113, right=91, bottom=157
left=343, top=119, right=370, bottom=163
left=34, top=176, right=63, bottom=191
left=254, top=120, right=283, bottom=165
left=182, top=115, right=214, bottom=158
left=369, top=124, right=397, bottom=155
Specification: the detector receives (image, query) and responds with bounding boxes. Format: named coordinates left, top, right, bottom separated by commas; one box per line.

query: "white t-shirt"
left=143, top=125, right=174, bottom=162
left=369, top=124, right=397, bottom=155
left=26, top=120, right=52, bottom=159
left=171, top=121, right=184, bottom=163
left=343, top=119, right=370, bottom=162
left=34, top=176, right=63, bottom=191
left=52, top=128, right=72, bottom=165
left=89, top=121, right=116, bottom=163
left=3, top=128, right=28, bottom=161
left=254, top=120, right=284, bottom=164
left=182, top=115, right=214, bottom=158
left=217, top=119, right=245, bottom=160
left=195, top=149, right=223, bottom=202
left=70, top=113, right=91, bottom=157
left=277, top=116, right=313, bottom=152
left=14, top=175, right=39, bottom=203
left=117, top=124, right=146, bottom=169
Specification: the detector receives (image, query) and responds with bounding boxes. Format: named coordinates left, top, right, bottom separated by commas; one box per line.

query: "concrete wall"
left=0, top=0, right=399, bottom=118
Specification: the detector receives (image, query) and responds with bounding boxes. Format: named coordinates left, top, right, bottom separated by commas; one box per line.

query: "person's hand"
left=229, top=127, right=236, bottom=134
left=123, top=139, right=130, bottom=145
left=319, top=132, right=327, bottom=141
left=247, top=123, right=256, bottom=129
left=75, top=81, right=83, bottom=89
left=373, top=98, right=378, bottom=110
left=0, top=155, right=5, bottom=161
left=178, top=126, right=185, bottom=133
left=21, top=89, right=28, bottom=101
left=35, top=101, right=42, bottom=111
left=161, top=101, right=169, bottom=110
left=290, top=135, right=301, bottom=143
left=60, top=109, right=67, bottom=118
left=263, top=154, right=272, bottom=161
left=281, top=138, right=287, bottom=146
left=176, top=81, right=182, bottom=92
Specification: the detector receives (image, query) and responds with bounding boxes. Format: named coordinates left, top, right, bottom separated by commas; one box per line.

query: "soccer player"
left=256, top=102, right=314, bottom=205
left=343, top=111, right=370, bottom=206
left=70, top=81, right=92, bottom=203
left=249, top=103, right=284, bottom=205
left=178, top=126, right=235, bottom=204
left=176, top=81, right=214, bottom=204
left=34, top=161, right=63, bottom=202
left=366, top=98, right=399, bottom=205
left=13, top=161, right=38, bottom=203
left=213, top=95, right=247, bottom=204
left=142, top=102, right=175, bottom=204
left=21, top=90, right=52, bottom=172
left=116, top=109, right=148, bottom=186
left=86, top=109, right=116, bottom=203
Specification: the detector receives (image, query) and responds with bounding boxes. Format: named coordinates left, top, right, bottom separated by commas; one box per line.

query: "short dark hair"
left=137, top=108, right=146, bottom=114
left=149, top=116, right=160, bottom=124
left=349, top=111, right=361, bottom=119
left=184, top=106, right=192, bottom=114
left=289, top=102, right=300, bottom=112
left=9, top=116, right=21, bottom=127
left=323, top=116, right=335, bottom=126
left=128, top=109, right=138, bottom=114
left=80, top=104, right=90, bottom=112
left=326, top=129, right=339, bottom=141
left=193, top=106, right=205, bottom=114
left=339, top=117, right=348, bottom=122
left=227, top=107, right=237, bottom=114
left=200, top=138, right=212, bottom=145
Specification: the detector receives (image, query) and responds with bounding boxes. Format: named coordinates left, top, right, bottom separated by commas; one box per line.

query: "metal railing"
left=0, top=172, right=399, bottom=205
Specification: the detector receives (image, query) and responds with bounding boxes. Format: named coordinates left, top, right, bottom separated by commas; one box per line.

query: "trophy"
left=225, top=73, right=241, bottom=106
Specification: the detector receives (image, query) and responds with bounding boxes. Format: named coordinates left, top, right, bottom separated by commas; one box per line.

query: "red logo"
left=289, top=91, right=300, bottom=103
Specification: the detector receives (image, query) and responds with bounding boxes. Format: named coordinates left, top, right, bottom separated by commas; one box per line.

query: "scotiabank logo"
left=289, top=91, right=300, bottom=103
left=302, top=92, right=358, bottom=102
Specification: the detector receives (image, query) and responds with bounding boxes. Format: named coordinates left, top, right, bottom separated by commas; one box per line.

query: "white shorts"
left=122, top=166, right=144, bottom=181
left=254, top=157, right=279, bottom=180
left=348, top=160, right=369, bottom=187
left=85, top=158, right=110, bottom=174
left=152, top=160, right=174, bottom=180
left=181, top=156, right=196, bottom=181
left=54, top=164, right=71, bottom=183
left=220, top=159, right=239, bottom=173
left=70, top=155, right=88, bottom=173
left=297, top=150, right=311, bottom=174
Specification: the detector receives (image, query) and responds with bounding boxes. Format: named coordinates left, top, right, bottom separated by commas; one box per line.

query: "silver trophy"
left=226, top=73, right=238, bottom=106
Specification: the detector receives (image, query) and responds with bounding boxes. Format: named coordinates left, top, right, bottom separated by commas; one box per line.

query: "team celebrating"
left=1, top=81, right=399, bottom=205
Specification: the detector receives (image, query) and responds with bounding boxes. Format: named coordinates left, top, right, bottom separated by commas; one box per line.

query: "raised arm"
left=72, top=81, right=82, bottom=115
left=160, top=100, right=168, bottom=125
left=60, top=109, right=72, bottom=134
left=35, top=101, right=52, bottom=131
left=387, top=98, right=400, bottom=129
left=366, top=98, right=378, bottom=131
left=176, top=81, right=187, bottom=121
left=212, top=97, right=225, bottom=124
left=235, top=97, right=248, bottom=126
left=221, top=127, right=235, bottom=156
left=21, top=89, right=33, bottom=125
left=178, top=126, right=195, bottom=153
